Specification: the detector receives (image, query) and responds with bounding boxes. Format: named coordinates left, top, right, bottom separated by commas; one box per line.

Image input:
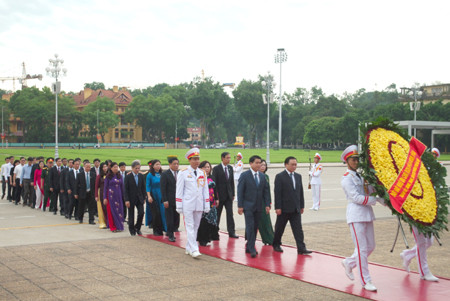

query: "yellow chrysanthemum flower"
left=367, top=128, right=437, bottom=224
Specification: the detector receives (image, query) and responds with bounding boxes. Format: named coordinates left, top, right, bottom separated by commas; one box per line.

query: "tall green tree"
left=232, top=79, right=271, bottom=147
left=9, top=87, right=54, bottom=142
left=187, top=77, right=228, bottom=145
left=84, top=82, right=105, bottom=90
left=82, top=97, right=118, bottom=143
left=123, top=94, right=188, bottom=142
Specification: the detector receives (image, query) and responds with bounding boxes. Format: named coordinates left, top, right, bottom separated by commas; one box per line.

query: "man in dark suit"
left=74, top=162, right=96, bottom=224
left=49, top=158, right=63, bottom=215
left=161, top=157, right=180, bottom=242
left=212, top=152, right=238, bottom=238
left=66, top=160, right=81, bottom=220
left=60, top=159, right=73, bottom=219
left=272, top=156, right=312, bottom=255
left=237, top=155, right=271, bottom=258
left=124, top=160, right=146, bottom=236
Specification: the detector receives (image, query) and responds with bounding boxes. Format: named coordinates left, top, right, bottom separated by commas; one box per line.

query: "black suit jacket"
left=124, top=172, right=146, bottom=204
left=237, top=170, right=270, bottom=212
left=66, top=169, right=79, bottom=193
left=212, top=164, right=234, bottom=201
left=160, top=169, right=176, bottom=207
left=74, top=170, right=96, bottom=199
left=60, top=167, right=69, bottom=192
left=49, top=166, right=62, bottom=190
left=274, top=170, right=304, bottom=213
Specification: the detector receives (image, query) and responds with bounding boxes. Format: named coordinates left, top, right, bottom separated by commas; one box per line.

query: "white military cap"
left=314, top=153, right=322, bottom=160
left=431, top=148, right=440, bottom=158
left=341, top=145, right=359, bottom=162
left=185, top=148, right=200, bottom=160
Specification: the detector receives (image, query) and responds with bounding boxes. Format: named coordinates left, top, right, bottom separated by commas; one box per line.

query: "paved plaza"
left=0, top=164, right=449, bottom=300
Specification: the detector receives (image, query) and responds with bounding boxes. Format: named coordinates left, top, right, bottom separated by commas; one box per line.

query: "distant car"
left=189, top=144, right=202, bottom=149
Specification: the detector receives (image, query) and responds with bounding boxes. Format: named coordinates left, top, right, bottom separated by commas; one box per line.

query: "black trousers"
left=128, top=200, right=144, bottom=234
left=273, top=211, right=306, bottom=251
left=61, top=191, right=69, bottom=216
left=7, top=177, right=12, bottom=200
left=1, top=176, right=6, bottom=197
left=50, top=190, right=60, bottom=213
left=78, top=191, right=95, bottom=223
left=216, top=198, right=235, bottom=234
left=244, top=210, right=261, bottom=253
left=14, top=179, right=22, bottom=204
left=67, top=193, right=77, bottom=218
left=164, top=204, right=180, bottom=238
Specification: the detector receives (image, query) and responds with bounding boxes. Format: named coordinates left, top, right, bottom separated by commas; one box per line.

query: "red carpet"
left=142, top=231, right=450, bottom=300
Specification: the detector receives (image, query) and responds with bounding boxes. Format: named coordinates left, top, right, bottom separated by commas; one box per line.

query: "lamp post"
left=262, top=75, right=275, bottom=165
left=175, top=105, right=191, bottom=149
left=46, top=54, right=67, bottom=159
left=407, top=87, right=422, bottom=137
left=274, top=48, right=287, bottom=149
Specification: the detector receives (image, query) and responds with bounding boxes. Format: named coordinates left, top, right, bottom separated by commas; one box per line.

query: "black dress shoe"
left=153, top=232, right=163, bottom=236
left=79, top=220, right=83, bottom=224
left=229, top=234, right=239, bottom=239
left=89, top=221, right=96, bottom=225
left=74, top=217, right=79, bottom=221
left=251, top=252, right=257, bottom=258
left=130, top=232, right=136, bottom=236
left=53, top=211, right=57, bottom=215
left=273, top=246, right=284, bottom=252
left=169, top=237, right=176, bottom=242
left=136, top=230, right=142, bottom=235
left=298, top=249, right=312, bottom=255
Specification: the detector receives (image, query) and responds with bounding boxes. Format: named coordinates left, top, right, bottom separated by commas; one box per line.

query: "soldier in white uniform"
left=176, top=148, right=210, bottom=258
left=340, top=145, right=385, bottom=292
left=234, top=152, right=244, bottom=202
left=399, top=147, right=440, bottom=282
left=309, top=153, right=322, bottom=211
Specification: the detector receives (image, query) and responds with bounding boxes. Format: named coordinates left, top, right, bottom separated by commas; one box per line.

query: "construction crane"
left=0, top=62, right=43, bottom=91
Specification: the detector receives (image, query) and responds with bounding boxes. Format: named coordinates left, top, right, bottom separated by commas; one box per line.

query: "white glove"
left=204, top=208, right=210, bottom=214
left=376, top=197, right=386, bottom=206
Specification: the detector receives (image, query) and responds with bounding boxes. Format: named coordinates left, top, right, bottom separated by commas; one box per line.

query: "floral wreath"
left=359, top=118, right=449, bottom=238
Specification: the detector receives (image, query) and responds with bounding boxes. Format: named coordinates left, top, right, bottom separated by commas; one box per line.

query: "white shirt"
left=341, top=169, right=379, bottom=224
left=176, top=166, right=209, bottom=212
left=14, top=164, right=24, bottom=179
left=285, top=169, right=296, bottom=189
left=1, top=163, right=8, bottom=178
left=6, top=162, right=13, bottom=178
left=74, top=168, right=79, bottom=179
left=234, top=160, right=244, bottom=180
left=309, top=163, right=323, bottom=185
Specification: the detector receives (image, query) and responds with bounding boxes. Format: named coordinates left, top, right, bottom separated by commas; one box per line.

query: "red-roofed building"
left=73, top=86, right=142, bottom=143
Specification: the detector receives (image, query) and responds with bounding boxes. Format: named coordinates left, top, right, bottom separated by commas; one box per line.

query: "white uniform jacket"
left=309, top=163, right=322, bottom=185
left=176, top=166, right=210, bottom=213
left=234, top=160, right=243, bottom=180
left=341, top=169, right=378, bottom=224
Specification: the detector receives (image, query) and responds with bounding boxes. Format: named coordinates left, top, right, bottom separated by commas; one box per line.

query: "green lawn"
left=1, top=147, right=447, bottom=165
left=0, top=147, right=344, bottom=165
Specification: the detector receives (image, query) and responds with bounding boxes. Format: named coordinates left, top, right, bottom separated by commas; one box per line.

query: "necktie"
left=225, top=166, right=229, bottom=180
left=356, top=173, right=361, bottom=179
left=58, top=167, right=60, bottom=174
left=194, top=170, right=197, bottom=177
left=134, top=174, right=138, bottom=185
left=254, top=173, right=259, bottom=187
left=86, top=172, right=90, bottom=190
left=291, top=173, right=296, bottom=189
left=174, top=171, right=177, bottom=181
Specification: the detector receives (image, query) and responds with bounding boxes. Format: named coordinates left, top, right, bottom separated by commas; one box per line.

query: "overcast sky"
left=1, top=0, right=449, bottom=96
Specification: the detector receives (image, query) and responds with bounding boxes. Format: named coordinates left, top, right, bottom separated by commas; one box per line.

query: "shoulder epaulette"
left=343, top=172, right=349, bottom=176
left=43, top=167, right=48, bottom=170
left=181, top=167, right=188, bottom=171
